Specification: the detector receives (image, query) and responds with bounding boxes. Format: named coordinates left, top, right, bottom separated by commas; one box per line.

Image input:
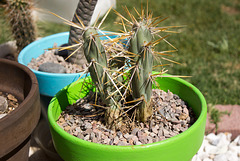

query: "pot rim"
left=0, top=59, right=38, bottom=124
left=18, top=32, right=82, bottom=76
left=18, top=30, right=121, bottom=77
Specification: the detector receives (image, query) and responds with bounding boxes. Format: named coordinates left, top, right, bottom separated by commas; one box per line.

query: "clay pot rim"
left=0, top=59, right=38, bottom=125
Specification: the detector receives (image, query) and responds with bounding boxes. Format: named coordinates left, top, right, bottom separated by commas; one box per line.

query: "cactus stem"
left=5, top=0, right=37, bottom=53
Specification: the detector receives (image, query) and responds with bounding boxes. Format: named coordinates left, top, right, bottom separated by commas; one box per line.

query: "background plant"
left=3, top=0, right=37, bottom=56
left=68, top=0, right=98, bottom=64
left=208, top=105, right=231, bottom=133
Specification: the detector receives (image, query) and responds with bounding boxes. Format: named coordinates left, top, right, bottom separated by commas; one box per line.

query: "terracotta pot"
left=0, top=59, right=41, bottom=161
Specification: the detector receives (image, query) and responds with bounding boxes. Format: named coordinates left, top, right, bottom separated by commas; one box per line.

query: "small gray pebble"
left=134, top=141, right=142, bottom=145
left=117, top=131, right=123, bottom=138
left=38, top=62, right=66, bottom=73
left=151, top=126, right=159, bottom=134
left=0, top=96, right=8, bottom=112
left=0, top=113, right=7, bottom=119
left=113, top=136, right=119, bottom=144
left=117, top=141, right=127, bottom=146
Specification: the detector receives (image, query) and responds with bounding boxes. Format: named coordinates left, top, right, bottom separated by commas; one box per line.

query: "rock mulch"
left=57, top=89, right=195, bottom=146
left=27, top=43, right=85, bottom=73
left=0, top=91, right=19, bottom=119
left=192, top=133, right=240, bottom=161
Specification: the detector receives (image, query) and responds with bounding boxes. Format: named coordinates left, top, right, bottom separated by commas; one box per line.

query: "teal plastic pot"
left=48, top=76, right=207, bottom=161
left=18, top=31, right=120, bottom=97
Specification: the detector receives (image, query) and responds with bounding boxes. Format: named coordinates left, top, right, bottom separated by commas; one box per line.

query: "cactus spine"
left=5, top=0, right=36, bottom=54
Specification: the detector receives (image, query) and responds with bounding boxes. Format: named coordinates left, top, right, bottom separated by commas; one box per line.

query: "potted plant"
left=17, top=0, right=101, bottom=98
left=47, top=4, right=207, bottom=161
left=17, top=31, right=120, bottom=98
left=2, top=0, right=37, bottom=60
left=0, top=59, right=41, bottom=160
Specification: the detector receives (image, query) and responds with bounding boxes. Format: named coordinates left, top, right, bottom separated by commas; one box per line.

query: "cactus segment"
left=83, top=28, right=107, bottom=98
left=82, top=28, right=124, bottom=127
left=129, top=21, right=153, bottom=122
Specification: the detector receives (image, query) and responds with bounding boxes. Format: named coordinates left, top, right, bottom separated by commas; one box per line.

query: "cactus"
left=129, top=20, right=153, bottom=122
left=56, top=2, right=179, bottom=129
left=68, top=0, right=98, bottom=64
left=5, top=0, right=36, bottom=54
left=82, top=27, right=124, bottom=128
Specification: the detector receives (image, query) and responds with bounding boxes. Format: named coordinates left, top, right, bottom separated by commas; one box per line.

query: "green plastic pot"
left=48, top=75, right=207, bottom=161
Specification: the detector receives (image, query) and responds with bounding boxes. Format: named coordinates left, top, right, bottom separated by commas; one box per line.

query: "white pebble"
left=191, top=155, right=201, bottom=161
left=233, top=136, right=240, bottom=146
left=206, top=133, right=219, bottom=142
left=225, top=151, right=239, bottom=161
left=0, top=113, right=7, bottom=119
left=213, top=154, right=228, bottom=161
left=193, top=133, right=240, bottom=161
left=203, top=158, right=213, bottom=161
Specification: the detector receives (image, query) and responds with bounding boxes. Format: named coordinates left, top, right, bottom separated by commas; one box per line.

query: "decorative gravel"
left=27, top=43, right=85, bottom=73
left=192, top=133, right=240, bottom=161
left=57, top=89, right=196, bottom=146
left=0, top=91, right=19, bottom=119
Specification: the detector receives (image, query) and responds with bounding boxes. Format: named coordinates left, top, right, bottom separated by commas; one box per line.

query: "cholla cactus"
left=82, top=27, right=125, bottom=128
left=128, top=20, right=154, bottom=122
left=5, top=0, right=37, bottom=53
left=57, top=3, right=179, bottom=128
left=114, top=8, right=177, bottom=122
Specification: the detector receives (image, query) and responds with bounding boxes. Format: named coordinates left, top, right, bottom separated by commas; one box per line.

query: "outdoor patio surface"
left=206, top=105, right=240, bottom=140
